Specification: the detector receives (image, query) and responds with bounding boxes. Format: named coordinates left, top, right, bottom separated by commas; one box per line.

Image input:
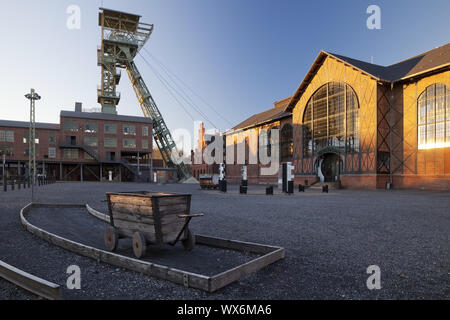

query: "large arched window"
left=302, top=82, right=360, bottom=157
left=418, top=83, right=450, bottom=149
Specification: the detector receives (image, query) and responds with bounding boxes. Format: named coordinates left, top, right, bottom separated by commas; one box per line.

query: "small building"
left=0, top=103, right=155, bottom=182
left=223, top=97, right=293, bottom=184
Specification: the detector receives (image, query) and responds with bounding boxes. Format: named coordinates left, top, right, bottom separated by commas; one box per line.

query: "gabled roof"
left=285, top=43, right=450, bottom=112
left=327, top=53, right=389, bottom=81
left=229, top=106, right=291, bottom=132
left=331, top=43, right=450, bottom=82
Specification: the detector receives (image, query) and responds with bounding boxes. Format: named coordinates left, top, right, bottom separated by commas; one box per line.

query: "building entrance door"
left=321, top=153, right=340, bottom=182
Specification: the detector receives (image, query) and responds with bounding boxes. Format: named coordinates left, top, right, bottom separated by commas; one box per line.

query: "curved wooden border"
left=85, top=204, right=109, bottom=222
left=0, top=260, right=61, bottom=300
left=21, top=203, right=211, bottom=291
left=0, top=203, right=61, bottom=300
left=84, top=204, right=286, bottom=292
left=22, top=203, right=285, bottom=292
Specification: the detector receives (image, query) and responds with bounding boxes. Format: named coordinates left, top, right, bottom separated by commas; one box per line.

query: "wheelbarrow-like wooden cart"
left=199, top=175, right=219, bottom=190
left=104, top=192, right=203, bottom=259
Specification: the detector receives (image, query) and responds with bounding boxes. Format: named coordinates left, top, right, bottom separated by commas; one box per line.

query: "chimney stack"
left=75, top=102, right=82, bottom=113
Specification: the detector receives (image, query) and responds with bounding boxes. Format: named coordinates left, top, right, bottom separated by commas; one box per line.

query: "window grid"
left=418, top=84, right=449, bottom=149
left=302, top=82, right=360, bottom=157
left=48, top=147, right=56, bottom=158
left=123, top=138, right=136, bottom=148
left=123, top=125, right=136, bottom=136
left=104, top=137, right=117, bottom=148
left=104, top=123, right=117, bottom=134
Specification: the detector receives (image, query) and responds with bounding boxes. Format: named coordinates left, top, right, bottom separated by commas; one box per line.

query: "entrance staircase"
left=308, top=180, right=341, bottom=190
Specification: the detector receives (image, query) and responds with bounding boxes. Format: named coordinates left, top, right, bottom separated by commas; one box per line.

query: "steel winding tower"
left=98, top=8, right=191, bottom=180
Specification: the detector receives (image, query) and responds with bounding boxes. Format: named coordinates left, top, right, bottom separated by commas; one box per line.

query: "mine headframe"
left=98, top=8, right=191, bottom=180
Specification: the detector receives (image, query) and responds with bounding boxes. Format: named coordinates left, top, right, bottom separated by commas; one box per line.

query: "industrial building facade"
left=222, top=43, right=450, bottom=190
left=0, top=103, right=158, bottom=182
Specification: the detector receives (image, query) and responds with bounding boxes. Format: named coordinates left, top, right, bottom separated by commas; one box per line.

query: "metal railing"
left=1, top=176, right=56, bottom=192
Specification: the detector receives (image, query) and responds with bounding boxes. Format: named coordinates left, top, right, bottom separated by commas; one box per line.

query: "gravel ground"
left=0, top=182, right=449, bottom=300
left=26, top=207, right=260, bottom=276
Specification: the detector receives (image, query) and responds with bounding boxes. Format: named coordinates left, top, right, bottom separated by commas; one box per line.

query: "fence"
left=1, top=176, right=56, bottom=192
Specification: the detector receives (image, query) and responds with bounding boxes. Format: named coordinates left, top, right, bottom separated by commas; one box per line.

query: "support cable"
left=143, top=48, right=233, bottom=128
left=139, top=53, right=217, bottom=128
left=137, top=53, right=196, bottom=122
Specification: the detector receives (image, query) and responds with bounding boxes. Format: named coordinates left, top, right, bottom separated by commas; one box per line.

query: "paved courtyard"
left=0, top=182, right=448, bottom=299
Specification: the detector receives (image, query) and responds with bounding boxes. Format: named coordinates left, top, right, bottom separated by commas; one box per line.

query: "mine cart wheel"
left=104, top=226, right=119, bottom=252
left=182, top=229, right=195, bottom=252
left=133, top=231, right=147, bottom=259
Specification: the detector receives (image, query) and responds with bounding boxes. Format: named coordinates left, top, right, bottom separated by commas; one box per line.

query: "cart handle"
left=178, top=213, right=204, bottom=218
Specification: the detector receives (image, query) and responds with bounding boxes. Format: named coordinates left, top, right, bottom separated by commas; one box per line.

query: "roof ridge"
left=386, top=42, right=450, bottom=67
left=326, top=51, right=387, bottom=68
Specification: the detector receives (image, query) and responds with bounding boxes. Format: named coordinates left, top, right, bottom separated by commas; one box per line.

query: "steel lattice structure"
left=98, top=8, right=191, bottom=180
left=25, top=88, right=40, bottom=200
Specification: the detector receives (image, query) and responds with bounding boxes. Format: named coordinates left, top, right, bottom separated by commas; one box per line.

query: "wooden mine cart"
left=104, top=192, right=203, bottom=259
left=199, top=175, right=220, bottom=190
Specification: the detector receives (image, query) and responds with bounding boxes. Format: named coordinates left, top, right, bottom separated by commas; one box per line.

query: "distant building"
left=224, top=97, right=293, bottom=184
left=191, top=122, right=221, bottom=179
left=0, top=103, right=158, bottom=182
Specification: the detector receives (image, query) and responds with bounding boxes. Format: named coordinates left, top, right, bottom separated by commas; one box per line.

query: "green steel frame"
left=97, top=8, right=191, bottom=180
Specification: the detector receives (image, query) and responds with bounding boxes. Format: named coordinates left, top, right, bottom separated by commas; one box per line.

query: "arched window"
left=418, top=83, right=450, bottom=149
left=280, top=124, right=293, bottom=162
left=302, top=82, right=360, bottom=157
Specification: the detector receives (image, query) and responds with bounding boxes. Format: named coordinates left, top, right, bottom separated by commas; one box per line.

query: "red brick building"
left=223, top=97, right=293, bottom=184
left=0, top=103, right=156, bottom=182
left=223, top=43, right=450, bottom=190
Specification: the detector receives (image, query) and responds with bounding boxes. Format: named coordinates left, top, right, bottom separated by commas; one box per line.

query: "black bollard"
left=219, top=180, right=227, bottom=193
left=299, top=184, right=305, bottom=192
left=266, top=186, right=273, bottom=195
left=11, top=181, right=14, bottom=191
left=240, top=185, right=247, bottom=194
left=288, top=181, right=294, bottom=195
left=23, top=180, right=26, bottom=189
left=323, top=185, right=329, bottom=193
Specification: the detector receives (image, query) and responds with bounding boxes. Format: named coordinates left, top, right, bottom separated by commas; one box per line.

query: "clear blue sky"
left=0, top=0, right=449, bottom=136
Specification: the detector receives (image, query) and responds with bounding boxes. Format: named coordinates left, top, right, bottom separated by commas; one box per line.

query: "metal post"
left=80, top=164, right=83, bottom=182
left=389, top=83, right=394, bottom=188
left=25, top=89, right=41, bottom=202
left=150, top=157, right=153, bottom=184
left=137, top=152, right=140, bottom=176
left=2, top=155, right=5, bottom=192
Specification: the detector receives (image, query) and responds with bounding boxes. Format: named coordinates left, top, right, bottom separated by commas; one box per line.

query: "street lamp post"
left=25, top=89, right=41, bottom=202
left=2, top=153, right=5, bottom=192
